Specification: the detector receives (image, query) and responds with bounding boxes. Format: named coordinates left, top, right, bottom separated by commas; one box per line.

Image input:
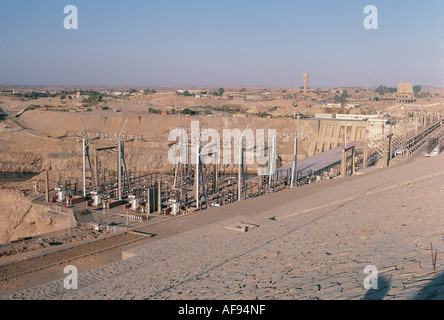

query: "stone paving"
left=3, top=152, right=444, bottom=300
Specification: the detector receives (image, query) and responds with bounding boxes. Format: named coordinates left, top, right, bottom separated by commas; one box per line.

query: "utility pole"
left=415, top=112, right=418, bottom=134
left=238, top=146, right=242, bottom=201
left=385, top=133, right=393, bottom=167
left=195, top=144, right=199, bottom=209
left=291, top=138, right=298, bottom=188
left=147, top=189, right=151, bottom=215
left=351, top=147, right=355, bottom=175
left=364, top=130, right=368, bottom=170
left=268, top=137, right=276, bottom=191
left=213, top=151, right=218, bottom=194
left=157, top=179, right=162, bottom=214
left=83, top=138, right=87, bottom=198
left=341, top=127, right=347, bottom=178
left=402, top=109, right=407, bottom=156
left=95, top=151, right=99, bottom=190
left=118, top=140, right=122, bottom=200
left=45, top=170, right=49, bottom=202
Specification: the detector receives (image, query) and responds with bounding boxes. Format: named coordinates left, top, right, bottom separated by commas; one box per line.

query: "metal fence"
left=50, top=203, right=75, bottom=215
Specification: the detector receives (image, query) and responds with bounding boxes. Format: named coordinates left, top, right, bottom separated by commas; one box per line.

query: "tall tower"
left=303, top=73, right=309, bottom=93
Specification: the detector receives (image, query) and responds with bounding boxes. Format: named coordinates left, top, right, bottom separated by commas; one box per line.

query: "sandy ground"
left=0, top=189, right=73, bottom=244
left=0, top=228, right=106, bottom=261
left=2, top=150, right=444, bottom=300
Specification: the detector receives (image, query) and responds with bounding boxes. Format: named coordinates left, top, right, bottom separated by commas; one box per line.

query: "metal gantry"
left=168, top=130, right=275, bottom=209
left=71, top=118, right=143, bottom=200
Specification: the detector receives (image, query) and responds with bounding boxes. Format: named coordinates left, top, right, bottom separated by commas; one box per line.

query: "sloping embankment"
left=0, top=189, right=73, bottom=244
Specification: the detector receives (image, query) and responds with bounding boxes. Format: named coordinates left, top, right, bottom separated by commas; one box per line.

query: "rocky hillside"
left=0, top=189, right=72, bottom=244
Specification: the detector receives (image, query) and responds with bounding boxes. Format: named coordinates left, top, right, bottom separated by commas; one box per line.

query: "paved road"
left=135, top=140, right=430, bottom=242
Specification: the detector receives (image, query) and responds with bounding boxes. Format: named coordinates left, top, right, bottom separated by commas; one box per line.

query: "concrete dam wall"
left=306, top=119, right=368, bottom=156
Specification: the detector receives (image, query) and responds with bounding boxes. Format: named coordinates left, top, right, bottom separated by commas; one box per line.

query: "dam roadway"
left=1, top=142, right=443, bottom=299
left=115, top=138, right=428, bottom=244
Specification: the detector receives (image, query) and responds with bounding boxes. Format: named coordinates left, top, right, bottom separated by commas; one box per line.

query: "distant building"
left=315, top=114, right=379, bottom=121
left=322, top=103, right=361, bottom=109
left=177, top=89, right=203, bottom=95
left=335, top=114, right=379, bottom=121
left=396, top=83, right=415, bottom=103
left=315, top=113, right=335, bottom=119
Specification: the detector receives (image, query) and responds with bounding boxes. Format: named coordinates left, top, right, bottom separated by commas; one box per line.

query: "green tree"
left=148, top=107, right=161, bottom=114
left=375, top=85, right=397, bottom=95
left=334, top=95, right=343, bottom=104
left=413, top=85, right=422, bottom=94
left=218, top=88, right=225, bottom=96
left=144, top=88, right=157, bottom=94
left=181, top=108, right=198, bottom=115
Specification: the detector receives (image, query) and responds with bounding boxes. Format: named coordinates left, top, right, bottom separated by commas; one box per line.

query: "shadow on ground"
left=362, top=271, right=444, bottom=300
left=362, top=275, right=391, bottom=300
left=413, top=271, right=444, bottom=300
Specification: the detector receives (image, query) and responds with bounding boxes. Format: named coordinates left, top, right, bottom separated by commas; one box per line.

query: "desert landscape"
left=1, top=85, right=443, bottom=244
left=2, top=136, right=444, bottom=300
left=0, top=85, right=444, bottom=301
left=1, top=1, right=444, bottom=306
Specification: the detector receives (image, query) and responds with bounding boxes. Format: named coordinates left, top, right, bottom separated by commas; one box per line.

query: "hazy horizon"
left=0, top=83, right=441, bottom=91
left=1, top=0, right=443, bottom=88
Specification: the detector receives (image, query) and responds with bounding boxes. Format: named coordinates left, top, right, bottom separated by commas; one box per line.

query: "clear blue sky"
left=1, top=0, right=443, bottom=88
